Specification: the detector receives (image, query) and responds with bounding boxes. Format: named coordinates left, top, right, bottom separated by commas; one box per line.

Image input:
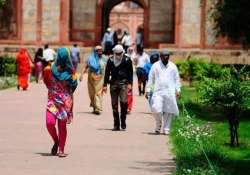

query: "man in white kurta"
left=145, top=50, right=181, bottom=135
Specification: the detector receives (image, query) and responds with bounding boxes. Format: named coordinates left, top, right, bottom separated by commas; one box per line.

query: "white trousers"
left=153, top=112, right=173, bottom=132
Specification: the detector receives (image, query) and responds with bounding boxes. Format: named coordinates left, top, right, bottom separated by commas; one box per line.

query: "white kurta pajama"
left=146, top=60, right=181, bottom=134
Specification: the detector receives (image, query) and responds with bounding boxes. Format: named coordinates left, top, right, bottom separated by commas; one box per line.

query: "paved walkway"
left=0, top=76, right=175, bottom=175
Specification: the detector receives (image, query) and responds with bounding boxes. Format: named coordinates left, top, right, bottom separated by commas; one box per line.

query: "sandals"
left=58, top=152, right=67, bottom=158
left=51, top=143, right=59, bottom=156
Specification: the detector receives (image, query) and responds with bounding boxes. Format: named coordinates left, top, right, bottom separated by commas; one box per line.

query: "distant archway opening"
left=96, top=0, right=149, bottom=47
left=109, top=1, right=144, bottom=45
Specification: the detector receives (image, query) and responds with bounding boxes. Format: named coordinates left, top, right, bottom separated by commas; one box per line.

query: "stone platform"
left=0, top=45, right=250, bottom=65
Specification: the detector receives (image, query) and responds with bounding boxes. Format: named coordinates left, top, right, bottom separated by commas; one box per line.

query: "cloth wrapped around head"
left=87, top=46, right=103, bottom=75
left=52, top=47, right=78, bottom=91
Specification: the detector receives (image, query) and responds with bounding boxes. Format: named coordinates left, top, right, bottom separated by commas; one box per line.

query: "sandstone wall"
left=22, top=0, right=37, bottom=41
left=205, top=0, right=217, bottom=45
left=180, top=0, right=201, bottom=45
left=149, top=0, right=174, bottom=43
left=42, top=0, right=60, bottom=42
left=71, top=0, right=96, bottom=41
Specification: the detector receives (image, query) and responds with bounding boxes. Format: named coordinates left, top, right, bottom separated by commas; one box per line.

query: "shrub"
left=198, top=66, right=250, bottom=146
left=0, top=55, right=17, bottom=76
left=176, top=58, right=229, bottom=86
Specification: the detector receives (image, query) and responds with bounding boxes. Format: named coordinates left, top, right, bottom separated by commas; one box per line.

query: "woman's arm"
left=79, top=64, right=88, bottom=82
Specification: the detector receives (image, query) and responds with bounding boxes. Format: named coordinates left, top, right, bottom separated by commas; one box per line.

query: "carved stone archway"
left=95, top=0, right=149, bottom=46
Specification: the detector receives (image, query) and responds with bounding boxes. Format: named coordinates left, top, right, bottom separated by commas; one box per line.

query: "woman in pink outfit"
left=43, top=48, right=77, bottom=157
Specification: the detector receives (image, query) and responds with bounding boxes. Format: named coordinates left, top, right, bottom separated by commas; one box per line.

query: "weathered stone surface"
left=42, top=0, right=60, bottom=42
left=205, top=0, right=218, bottom=45
left=71, top=32, right=95, bottom=40
left=149, top=33, right=173, bottom=42
left=22, top=0, right=37, bottom=41
left=181, top=0, right=201, bottom=45
left=72, top=0, right=96, bottom=30
left=149, top=0, right=174, bottom=43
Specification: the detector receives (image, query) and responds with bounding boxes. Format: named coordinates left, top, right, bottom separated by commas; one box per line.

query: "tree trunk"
left=228, top=114, right=239, bottom=147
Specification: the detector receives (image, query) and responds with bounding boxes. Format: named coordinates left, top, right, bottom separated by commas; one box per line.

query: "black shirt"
left=104, top=55, right=133, bottom=86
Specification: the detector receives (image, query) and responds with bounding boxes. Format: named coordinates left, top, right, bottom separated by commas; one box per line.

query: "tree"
left=198, top=66, right=250, bottom=147
left=212, top=0, right=250, bottom=48
left=0, top=0, right=6, bottom=8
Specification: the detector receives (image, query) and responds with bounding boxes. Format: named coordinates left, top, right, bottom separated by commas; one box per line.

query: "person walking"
left=145, top=50, right=181, bottom=135
left=80, top=45, right=107, bottom=115
left=143, top=51, right=160, bottom=107
left=135, top=27, right=143, bottom=50
left=133, top=47, right=150, bottom=96
left=102, top=27, right=114, bottom=56
left=34, top=48, right=44, bottom=83
left=43, top=44, right=56, bottom=64
left=70, top=44, right=81, bottom=70
left=126, top=46, right=136, bottom=114
left=121, top=31, right=132, bottom=53
left=103, top=44, right=133, bottom=131
left=16, top=48, right=32, bottom=90
left=43, top=47, right=77, bottom=157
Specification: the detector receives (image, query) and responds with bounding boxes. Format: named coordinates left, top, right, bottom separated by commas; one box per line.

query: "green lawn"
left=0, top=76, right=36, bottom=90
left=0, top=76, right=17, bottom=90
left=171, top=86, right=250, bottom=175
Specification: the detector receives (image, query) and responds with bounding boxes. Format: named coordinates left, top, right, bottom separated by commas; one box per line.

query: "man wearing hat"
left=145, top=49, right=181, bottom=135
left=103, top=44, right=133, bottom=131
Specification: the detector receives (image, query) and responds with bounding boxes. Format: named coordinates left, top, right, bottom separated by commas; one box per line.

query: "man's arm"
left=79, top=64, right=88, bottom=82
left=145, top=65, right=155, bottom=98
left=103, top=59, right=111, bottom=87
left=127, top=59, right=133, bottom=85
left=127, top=59, right=133, bottom=90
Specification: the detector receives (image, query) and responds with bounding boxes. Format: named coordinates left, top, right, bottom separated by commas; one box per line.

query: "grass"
left=0, top=76, right=17, bottom=90
left=170, top=86, right=250, bottom=175
left=0, top=75, right=36, bottom=90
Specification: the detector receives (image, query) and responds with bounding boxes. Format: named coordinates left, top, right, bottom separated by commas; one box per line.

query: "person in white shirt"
left=133, top=47, right=150, bottom=95
left=145, top=49, right=181, bottom=135
left=121, top=31, right=132, bottom=53
left=102, top=28, right=114, bottom=56
left=43, top=44, right=56, bottom=63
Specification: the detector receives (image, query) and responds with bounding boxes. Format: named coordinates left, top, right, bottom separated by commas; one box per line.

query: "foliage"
left=197, top=66, right=250, bottom=146
left=0, top=76, right=16, bottom=90
left=171, top=86, right=250, bottom=175
left=0, top=0, right=5, bottom=8
left=0, top=55, right=17, bottom=76
left=171, top=105, right=220, bottom=175
left=211, top=0, right=250, bottom=48
left=176, top=58, right=230, bottom=86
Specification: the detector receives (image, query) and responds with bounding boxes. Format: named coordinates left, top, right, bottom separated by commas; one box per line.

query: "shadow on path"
left=129, top=159, right=175, bottom=175
left=35, top=153, right=54, bottom=157
left=141, top=132, right=166, bottom=136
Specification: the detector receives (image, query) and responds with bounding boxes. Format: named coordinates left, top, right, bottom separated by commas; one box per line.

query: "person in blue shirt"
left=102, top=28, right=114, bottom=56
left=144, top=51, right=159, bottom=107
left=70, top=44, right=81, bottom=70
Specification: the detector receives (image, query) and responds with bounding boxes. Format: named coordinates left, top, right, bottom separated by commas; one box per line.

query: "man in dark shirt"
left=103, top=45, right=133, bottom=131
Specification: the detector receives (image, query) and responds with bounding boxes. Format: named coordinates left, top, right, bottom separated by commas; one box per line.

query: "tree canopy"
left=0, top=0, right=5, bottom=8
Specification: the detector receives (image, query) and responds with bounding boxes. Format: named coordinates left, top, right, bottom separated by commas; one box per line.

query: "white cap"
left=107, top=27, right=111, bottom=32
left=112, top=44, right=124, bottom=54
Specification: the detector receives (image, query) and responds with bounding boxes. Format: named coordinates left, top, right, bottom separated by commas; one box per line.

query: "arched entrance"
left=95, top=0, right=149, bottom=46
left=70, top=0, right=177, bottom=47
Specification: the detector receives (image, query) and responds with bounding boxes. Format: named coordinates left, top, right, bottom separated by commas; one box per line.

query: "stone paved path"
left=0, top=76, right=175, bottom=175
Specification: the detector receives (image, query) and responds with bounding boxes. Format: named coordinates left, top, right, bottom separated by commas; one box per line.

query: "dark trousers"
left=110, top=82, right=128, bottom=128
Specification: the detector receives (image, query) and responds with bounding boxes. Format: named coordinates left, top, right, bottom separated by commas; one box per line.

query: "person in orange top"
left=16, top=48, right=31, bottom=90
